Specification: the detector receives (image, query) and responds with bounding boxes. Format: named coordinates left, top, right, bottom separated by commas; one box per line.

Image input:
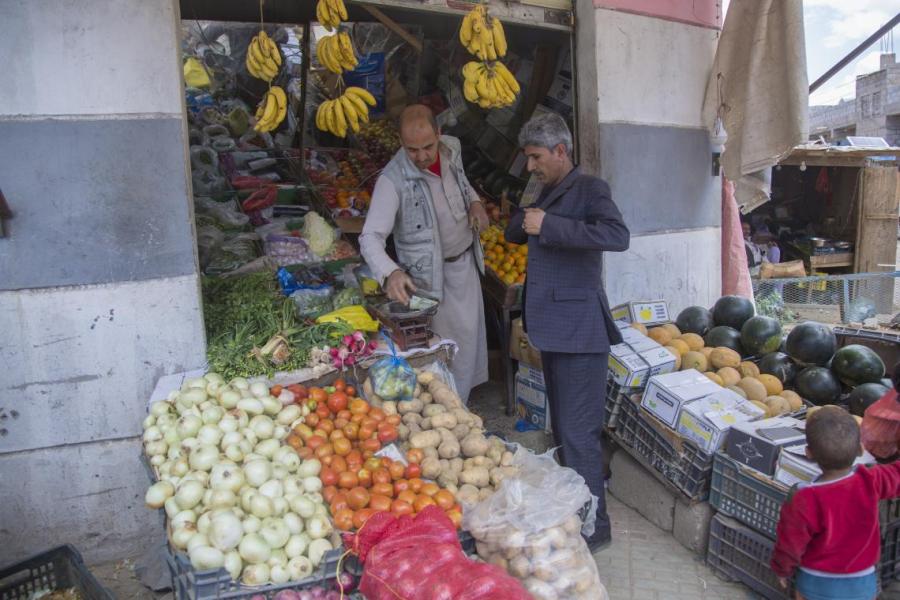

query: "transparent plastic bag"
left=264, top=234, right=315, bottom=266
left=290, top=286, right=334, bottom=318
left=370, top=336, right=416, bottom=401
left=463, top=449, right=607, bottom=600
left=195, top=197, right=250, bottom=228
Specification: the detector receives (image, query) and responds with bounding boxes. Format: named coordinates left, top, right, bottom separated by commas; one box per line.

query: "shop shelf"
left=0, top=545, right=114, bottom=600
left=611, top=394, right=713, bottom=501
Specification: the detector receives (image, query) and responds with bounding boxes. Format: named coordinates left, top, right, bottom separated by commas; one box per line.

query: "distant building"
left=809, top=54, right=900, bottom=145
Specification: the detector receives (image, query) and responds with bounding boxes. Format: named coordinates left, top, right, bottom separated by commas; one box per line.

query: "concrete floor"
left=88, top=380, right=900, bottom=599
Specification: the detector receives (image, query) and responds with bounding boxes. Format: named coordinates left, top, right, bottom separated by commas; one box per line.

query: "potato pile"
left=363, top=370, right=518, bottom=505
left=471, top=514, right=606, bottom=600
left=636, top=323, right=806, bottom=419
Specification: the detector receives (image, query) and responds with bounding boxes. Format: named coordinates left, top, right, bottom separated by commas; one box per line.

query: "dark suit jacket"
left=505, top=167, right=629, bottom=354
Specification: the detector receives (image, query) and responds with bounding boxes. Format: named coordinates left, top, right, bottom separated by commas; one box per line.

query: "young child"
left=771, top=405, right=900, bottom=600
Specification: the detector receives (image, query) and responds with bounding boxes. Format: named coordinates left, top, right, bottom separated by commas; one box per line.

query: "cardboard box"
left=510, top=317, right=542, bottom=369
left=641, top=370, right=721, bottom=428
left=518, top=363, right=545, bottom=387
left=676, top=389, right=766, bottom=453
left=725, top=417, right=806, bottom=477
left=608, top=344, right=678, bottom=388
left=774, top=444, right=875, bottom=487
left=515, top=370, right=550, bottom=432
left=611, top=301, right=671, bottom=326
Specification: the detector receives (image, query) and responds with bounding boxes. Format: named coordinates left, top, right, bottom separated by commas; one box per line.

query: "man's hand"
left=469, top=201, right=489, bottom=233
left=777, top=578, right=788, bottom=589
left=385, top=269, right=416, bottom=305
left=523, top=208, right=546, bottom=235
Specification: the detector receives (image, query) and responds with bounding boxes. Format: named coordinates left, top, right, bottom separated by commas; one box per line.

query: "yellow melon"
left=717, top=367, right=742, bottom=387
left=704, top=372, right=724, bottom=386
left=739, top=361, right=760, bottom=378
left=678, top=333, right=705, bottom=351
left=648, top=327, right=673, bottom=346
left=757, top=374, right=784, bottom=396
left=737, top=377, right=768, bottom=403
left=727, top=385, right=748, bottom=399
left=780, top=390, right=803, bottom=412
left=664, top=347, right=682, bottom=370
left=631, top=323, right=648, bottom=336
left=667, top=339, right=691, bottom=356
left=682, top=351, right=708, bottom=372
left=710, top=347, right=741, bottom=369
left=662, top=323, right=682, bottom=338
left=765, top=395, right=791, bottom=417
left=700, top=347, right=715, bottom=360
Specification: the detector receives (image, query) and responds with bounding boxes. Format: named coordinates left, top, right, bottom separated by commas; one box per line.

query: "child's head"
left=806, top=406, right=862, bottom=470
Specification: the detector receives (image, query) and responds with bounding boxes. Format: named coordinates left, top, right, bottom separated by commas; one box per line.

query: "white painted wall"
left=605, top=227, right=722, bottom=314
left=594, top=8, right=719, bottom=129
left=0, top=0, right=184, bottom=117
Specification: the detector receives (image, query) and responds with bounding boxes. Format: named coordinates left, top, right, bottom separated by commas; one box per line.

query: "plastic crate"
left=707, top=514, right=791, bottom=600
left=604, top=378, right=642, bottom=429
left=881, top=519, right=900, bottom=583
left=166, top=545, right=344, bottom=600
left=0, top=545, right=114, bottom=600
left=709, top=452, right=790, bottom=538
left=611, top=393, right=713, bottom=500
left=711, top=452, right=900, bottom=540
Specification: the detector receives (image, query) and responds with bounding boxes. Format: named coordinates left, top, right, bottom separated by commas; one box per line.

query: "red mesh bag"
left=343, top=506, right=531, bottom=600
left=862, top=389, right=900, bottom=460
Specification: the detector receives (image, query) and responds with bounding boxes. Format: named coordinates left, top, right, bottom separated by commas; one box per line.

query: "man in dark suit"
left=506, top=112, right=630, bottom=551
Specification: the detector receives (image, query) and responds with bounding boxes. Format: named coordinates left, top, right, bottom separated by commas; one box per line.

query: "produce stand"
left=0, top=545, right=115, bottom=600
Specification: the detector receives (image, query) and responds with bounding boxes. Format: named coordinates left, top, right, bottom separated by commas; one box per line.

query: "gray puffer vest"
left=380, top=136, right=484, bottom=301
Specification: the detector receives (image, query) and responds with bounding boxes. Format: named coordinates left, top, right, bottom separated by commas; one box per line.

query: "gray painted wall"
left=0, top=0, right=206, bottom=565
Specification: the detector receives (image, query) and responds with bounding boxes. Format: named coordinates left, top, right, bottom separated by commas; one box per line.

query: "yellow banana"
left=346, top=86, right=376, bottom=106
left=462, top=61, right=481, bottom=81
left=246, top=53, right=263, bottom=79
left=261, top=90, right=278, bottom=123
left=460, top=11, right=474, bottom=46
left=315, top=102, right=327, bottom=131
left=260, top=32, right=282, bottom=67
left=335, top=0, right=348, bottom=21
left=491, top=18, right=507, bottom=58
left=495, top=62, right=520, bottom=94
left=338, top=32, right=355, bottom=64
left=317, top=0, right=335, bottom=31
left=272, top=86, right=287, bottom=127
left=344, top=92, right=369, bottom=122
left=326, top=0, right=341, bottom=23
left=323, top=100, right=337, bottom=134
left=332, top=97, right=347, bottom=133
left=339, top=95, right=360, bottom=133
left=463, top=79, right=479, bottom=103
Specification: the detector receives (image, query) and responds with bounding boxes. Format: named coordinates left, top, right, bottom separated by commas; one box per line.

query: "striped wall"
left=580, top=3, right=722, bottom=313
left=0, top=0, right=206, bottom=564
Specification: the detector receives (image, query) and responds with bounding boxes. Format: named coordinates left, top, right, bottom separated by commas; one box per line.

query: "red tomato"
left=347, top=486, right=370, bottom=510
left=338, top=471, right=359, bottom=490
left=378, top=425, right=398, bottom=444
left=333, top=379, right=346, bottom=392
left=320, top=467, right=339, bottom=487
left=371, top=482, right=394, bottom=498
left=357, top=468, right=373, bottom=489
left=333, top=508, right=354, bottom=531
left=388, top=461, right=406, bottom=481
left=327, top=391, right=349, bottom=414
left=372, top=468, right=391, bottom=486
left=405, top=463, right=422, bottom=479
left=353, top=508, right=376, bottom=529
left=391, top=499, right=414, bottom=516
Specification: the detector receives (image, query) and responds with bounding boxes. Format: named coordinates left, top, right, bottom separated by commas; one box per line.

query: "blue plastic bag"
left=369, top=333, right=416, bottom=401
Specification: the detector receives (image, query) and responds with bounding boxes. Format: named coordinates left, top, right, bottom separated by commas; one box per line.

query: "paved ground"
left=90, top=379, right=900, bottom=598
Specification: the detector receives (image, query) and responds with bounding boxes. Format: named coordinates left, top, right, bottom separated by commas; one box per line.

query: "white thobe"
left=359, top=147, right=488, bottom=402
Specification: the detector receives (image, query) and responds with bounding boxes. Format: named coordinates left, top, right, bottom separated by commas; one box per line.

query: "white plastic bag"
left=463, top=449, right=607, bottom=600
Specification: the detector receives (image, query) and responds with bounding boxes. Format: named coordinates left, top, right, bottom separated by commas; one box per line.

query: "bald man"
left=359, top=105, right=489, bottom=402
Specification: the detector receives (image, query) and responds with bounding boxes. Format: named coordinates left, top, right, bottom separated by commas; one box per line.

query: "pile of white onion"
left=142, top=373, right=336, bottom=586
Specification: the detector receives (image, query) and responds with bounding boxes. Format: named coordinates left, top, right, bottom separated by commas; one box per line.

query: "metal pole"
left=810, top=12, right=900, bottom=93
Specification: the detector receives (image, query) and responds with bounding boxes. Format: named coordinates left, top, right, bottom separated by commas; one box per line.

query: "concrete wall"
left=580, top=3, right=721, bottom=312
left=0, top=0, right=206, bottom=564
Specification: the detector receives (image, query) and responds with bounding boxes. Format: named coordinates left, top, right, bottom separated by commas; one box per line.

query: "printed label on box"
left=515, top=373, right=550, bottom=432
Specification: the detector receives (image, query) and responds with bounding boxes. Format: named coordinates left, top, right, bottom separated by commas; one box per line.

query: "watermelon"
left=741, top=316, right=783, bottom=356
left=831, top=345, right=886, bottom=386
left=847, top=383, right=890, bottom=417
left=704, top=326, right=744, bottom=355
left=675, top=306, right=714, bottom=336
left=757, top=352, right=800, bottom=386
left=785, top=322, right=836, bottom=366
left=712, top=296, right=755, bottom=330
left=795, top=366, right=842, bottom=405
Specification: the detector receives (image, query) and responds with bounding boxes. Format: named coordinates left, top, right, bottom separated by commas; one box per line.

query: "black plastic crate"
left=707, top=514, right=791, bottom=600
left=709, top=452, right=790, bottom=539
left=0, top=545, right=114, bottom=600
left=881, top=519, right=900, bottom=583
left=604, top=378, right=641, bottom=430
left=611, top=393, right=714, bottom=500
left=711, top=452, right=900, bottom=540
left=165, top=545, right=344, bottom=600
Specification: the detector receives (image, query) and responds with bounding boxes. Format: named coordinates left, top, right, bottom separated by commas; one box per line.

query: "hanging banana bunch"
left=462, top=61, right=519, bottom=109
left=246, top=30, right=282, bottom=82
left=254, top=86, right=288, bottom=132
left=316, top=31, right=358, bottom=74
left=459, top=4, right=517, bottom=109
left=317, top=0, right=347, bottom=31
left=316, top=87, right=377, bottom=138
left=459, top=4, right=506, bottom=61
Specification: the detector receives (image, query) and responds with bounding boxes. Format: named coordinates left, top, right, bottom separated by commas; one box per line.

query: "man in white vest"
left=359, top=105, right=489, bottom=402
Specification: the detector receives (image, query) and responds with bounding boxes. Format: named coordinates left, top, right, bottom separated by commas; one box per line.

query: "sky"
left=804, top=0, right=900, bottom=106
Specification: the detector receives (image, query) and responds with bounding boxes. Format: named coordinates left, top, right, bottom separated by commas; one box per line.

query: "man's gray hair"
left=518, top=112, right=572, bottom=155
